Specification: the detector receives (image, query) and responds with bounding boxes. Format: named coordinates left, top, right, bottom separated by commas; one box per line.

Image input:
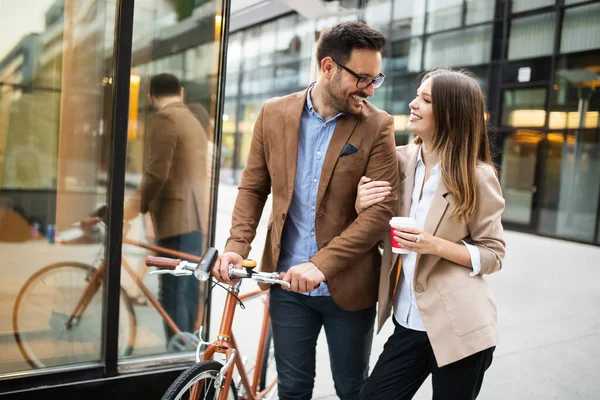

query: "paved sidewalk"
left=213, top=183, right=600, bottom=400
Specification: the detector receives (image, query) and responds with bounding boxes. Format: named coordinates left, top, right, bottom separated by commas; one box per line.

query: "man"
left=213, top=22, right=399, bottom=399
left=125, top=73, right=209, bottom=345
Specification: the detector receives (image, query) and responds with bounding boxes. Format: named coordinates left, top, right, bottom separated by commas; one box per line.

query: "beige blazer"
left=224, top=87, right=400, bottom=312
left=377, top=143, right=506, bottom=367
left=140, top=102, right=209, bottom=240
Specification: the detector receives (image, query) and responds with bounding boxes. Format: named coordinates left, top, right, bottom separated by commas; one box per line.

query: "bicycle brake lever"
left=254, top=276, right=291, bottom=288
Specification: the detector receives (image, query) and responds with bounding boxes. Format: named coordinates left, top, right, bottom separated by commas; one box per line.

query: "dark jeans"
left=360, top=319, right=495, bottom=400
left=157, top=230, right=202, bottom=344
left=269, top=285, right=376, bottom=400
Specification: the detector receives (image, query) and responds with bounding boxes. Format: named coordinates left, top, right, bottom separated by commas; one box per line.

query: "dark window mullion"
left=102, top=0, right=135, bottom=377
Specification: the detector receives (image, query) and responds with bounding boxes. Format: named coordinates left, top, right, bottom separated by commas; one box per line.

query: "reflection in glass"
left=540, top=62, right=600, bottom=241
left=500, top=130, right=543, bottom=225
left=424, top=24, right=492, bottom=69
left=0, top=0, right=115, bottom=373
left=426, top=0, right=462, bottom=33
left=508, top=12, right=555, bottom=60
left=365, top=0, right=392, bottom=34
left=560, top=3, right=600, bottom=55
left=511, top=0, right=555, bottom=14
left=466, top=0, right=495, bottom=24
left=502, top=88, right=548, bottom=127
left=392, top=0, right=426, bottom=36
left=119, top=0, right=225, bottom=359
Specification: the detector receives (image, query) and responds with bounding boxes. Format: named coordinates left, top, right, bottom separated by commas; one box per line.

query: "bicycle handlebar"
left=144, top=248, right=291, bottom=288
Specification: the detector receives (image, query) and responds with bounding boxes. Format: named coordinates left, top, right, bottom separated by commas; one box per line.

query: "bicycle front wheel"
left=13, top=262, right=137, bottom=368
left=162, top=360, right=238, bottom=400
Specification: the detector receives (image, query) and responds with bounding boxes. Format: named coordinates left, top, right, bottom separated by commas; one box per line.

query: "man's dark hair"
left=149, top=73, right=182, bottom=97
left=316, top=21, right=386, bottom=67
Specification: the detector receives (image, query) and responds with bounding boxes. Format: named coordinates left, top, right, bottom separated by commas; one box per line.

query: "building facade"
left=222, top=0, right=600, bottom=245
left=0, top=0, right=599, bottom=397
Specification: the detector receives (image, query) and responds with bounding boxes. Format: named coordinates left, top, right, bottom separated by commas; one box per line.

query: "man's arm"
left=140, top=114, right=177, bottom=213
left=223, top=103, right=271, bottom=259
left=310, top=115, right=399, bottom=280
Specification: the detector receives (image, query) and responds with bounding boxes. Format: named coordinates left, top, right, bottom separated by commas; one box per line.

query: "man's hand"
left=282, top=262, right=326, bottom=293
left=213, top=252, right=244, bottom=285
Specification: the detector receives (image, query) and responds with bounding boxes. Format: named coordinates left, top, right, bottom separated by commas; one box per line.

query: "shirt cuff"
left=463, top=241, right=482, bottom=277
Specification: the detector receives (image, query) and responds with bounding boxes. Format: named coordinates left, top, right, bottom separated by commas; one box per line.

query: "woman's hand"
left=393, top=226, right=440, bottom=255
left=355, top=176, right=392, bottom=214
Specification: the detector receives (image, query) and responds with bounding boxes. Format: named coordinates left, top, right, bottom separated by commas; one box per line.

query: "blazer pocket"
left=335, top=150, right=363, bottom=172
left=439, top=283, right=494, bottom=337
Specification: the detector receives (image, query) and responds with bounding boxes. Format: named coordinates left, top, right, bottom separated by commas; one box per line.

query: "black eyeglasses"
left=332, top=58, right=386, bottom=89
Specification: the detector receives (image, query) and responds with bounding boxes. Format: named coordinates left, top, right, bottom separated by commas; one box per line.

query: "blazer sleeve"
left=468, top=164, right=506, bottom=275
left=310, top=115, right=399, bottom=280
left=140, top=113, right=177, bottom=213
left=224, top=102, right=271, bottom=258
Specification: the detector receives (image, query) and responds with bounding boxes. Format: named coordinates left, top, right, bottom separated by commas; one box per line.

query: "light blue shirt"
left=277, top=85, right=345, bottom=296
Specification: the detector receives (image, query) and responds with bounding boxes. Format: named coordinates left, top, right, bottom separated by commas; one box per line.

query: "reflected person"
left=124, top=73, right=209, bottom=347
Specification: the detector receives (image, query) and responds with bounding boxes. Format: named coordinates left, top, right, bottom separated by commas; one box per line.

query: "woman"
left=358, top=68, right=505, bottom=400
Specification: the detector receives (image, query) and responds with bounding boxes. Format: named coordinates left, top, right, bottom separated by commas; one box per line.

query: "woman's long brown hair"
left=414, top=68, right=494, bottom=222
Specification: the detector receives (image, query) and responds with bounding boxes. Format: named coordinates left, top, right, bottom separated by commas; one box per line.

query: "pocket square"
left=340, top=143, right=358, bottom=157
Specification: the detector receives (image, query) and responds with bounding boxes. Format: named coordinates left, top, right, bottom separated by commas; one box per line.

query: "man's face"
left=324, top=48, right=382, bottom=115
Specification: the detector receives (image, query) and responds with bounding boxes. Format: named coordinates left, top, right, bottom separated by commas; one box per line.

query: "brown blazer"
left=140, top=102, right=209, bottom=240
left=377, top=143, right=505, bottom=367
left=224, top=87, right=399, bottom=311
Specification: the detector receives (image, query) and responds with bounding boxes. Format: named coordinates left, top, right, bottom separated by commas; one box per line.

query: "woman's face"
left=406, top=77, right=435, bottom=142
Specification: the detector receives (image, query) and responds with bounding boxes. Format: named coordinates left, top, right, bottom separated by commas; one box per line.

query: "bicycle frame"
left=65, top=235, right=207, bottom=344
left=197, top=286, right=275, bottom=400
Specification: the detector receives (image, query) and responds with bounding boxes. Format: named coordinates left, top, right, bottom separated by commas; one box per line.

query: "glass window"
left=502, top=88, right=548, bottom=127
left=500, top=130, right=544, bottom=225
left=0, top=0, right=115, bottom=373
left=389, top=38, right=423, bottom=72
left=511, top=0, right=555, bottom=14
left=560, top=3, right=600, bottom=54
left=392, top=0, right=426, bottom=36
left=426, top=0, right=463, bottom=33
left=508, top=12, right=556, bottom=60
left=365, top=0, right=393, bottom=35
left=275, top=15, right=301, bottom=64
left=119, top=0, right=225, bottom=360
left=466, top=0, right=495, bottom=24
left=565, top=0, right=588, bottom=4
left=424, top=24, right=492, bottom=69
left=539, top=56, right=600, bottom=241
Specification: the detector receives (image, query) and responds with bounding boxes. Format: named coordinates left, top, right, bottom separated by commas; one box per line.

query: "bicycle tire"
left=162, top=360, right=238, bottom=400
left=259, top=324, right=276, bottom=393
left=13, top=262, right=137, bottom=368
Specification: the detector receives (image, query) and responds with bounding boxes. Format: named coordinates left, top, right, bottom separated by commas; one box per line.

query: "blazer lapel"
left=423, top=179, right=450, bottom=236
left=283, top=90, right=307, bottom=195
left=315, top=114, right=359, bottom=210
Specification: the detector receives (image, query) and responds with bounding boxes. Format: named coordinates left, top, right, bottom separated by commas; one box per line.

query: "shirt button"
left=322, top=123, right=327, bottom=127
left=317, top=151, right=321, bottom=156
left=313, top=178, right=318, bottom=183
left=311, top=205, right=316, bottom=210
left=311, top=231, right=315, bottom=236
left=415, top=284, right=424, bottom=293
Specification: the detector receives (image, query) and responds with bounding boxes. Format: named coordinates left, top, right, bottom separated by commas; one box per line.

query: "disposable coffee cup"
left=389, top=217, right=417, bottom=254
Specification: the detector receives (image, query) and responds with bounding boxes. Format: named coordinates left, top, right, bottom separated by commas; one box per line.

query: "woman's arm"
left=355, top=176, right=392, bottom=214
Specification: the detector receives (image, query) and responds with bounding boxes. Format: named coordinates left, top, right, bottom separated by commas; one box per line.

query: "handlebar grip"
left=145, top=256, right=181, bottom=269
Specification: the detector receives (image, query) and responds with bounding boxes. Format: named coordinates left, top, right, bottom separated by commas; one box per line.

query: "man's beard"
left=323, top=75, right=366, bottom=115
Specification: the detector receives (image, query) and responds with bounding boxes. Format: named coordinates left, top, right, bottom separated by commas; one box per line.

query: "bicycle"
left=145, top=248, right=290, bottom=400
left=12, top=206, right=209, bottom=369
